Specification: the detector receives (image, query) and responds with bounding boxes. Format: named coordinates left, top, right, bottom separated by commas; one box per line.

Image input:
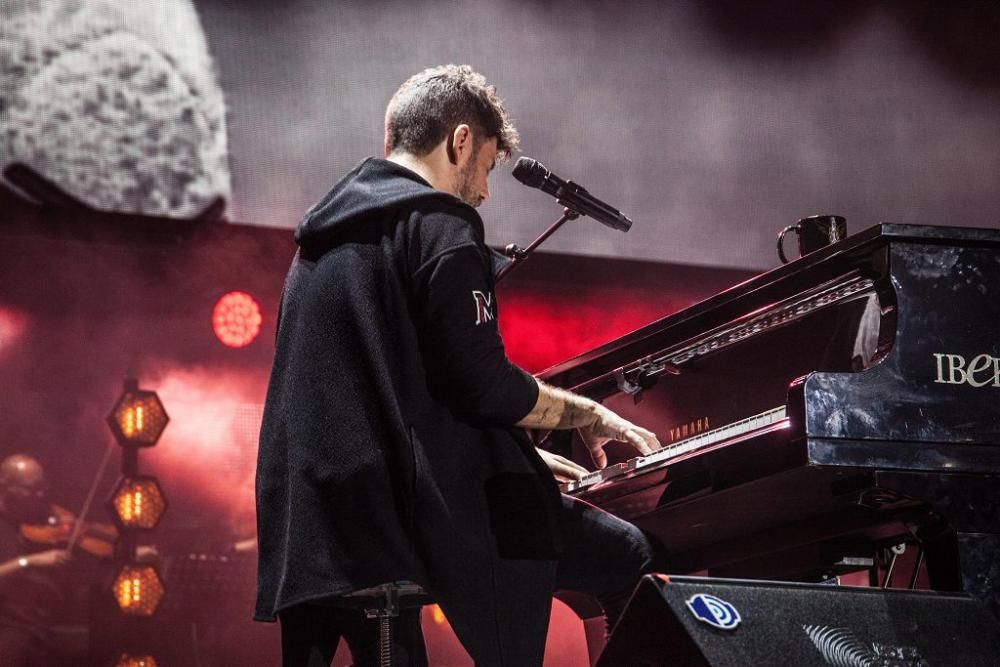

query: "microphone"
left=511, top=157, right=632, bottom=232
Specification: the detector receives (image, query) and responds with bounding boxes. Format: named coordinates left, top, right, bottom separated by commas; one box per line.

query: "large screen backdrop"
left=2, top=0, right=998, bottom=271
left=199, top=0, right=1000, bottom=268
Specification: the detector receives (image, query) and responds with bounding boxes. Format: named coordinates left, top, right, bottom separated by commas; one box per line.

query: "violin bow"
left=65, top=441, right=117, bottom=553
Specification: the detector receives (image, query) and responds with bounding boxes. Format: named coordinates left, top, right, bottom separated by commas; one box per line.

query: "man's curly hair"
left=385, top=64, right=519, bottom=162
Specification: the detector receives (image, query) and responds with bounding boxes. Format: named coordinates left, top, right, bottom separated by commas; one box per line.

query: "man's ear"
left=449, top=124, right=472, bottom=166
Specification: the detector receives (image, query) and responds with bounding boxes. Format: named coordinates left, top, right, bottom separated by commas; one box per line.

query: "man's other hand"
left=536, top=447, right=590, bottom=482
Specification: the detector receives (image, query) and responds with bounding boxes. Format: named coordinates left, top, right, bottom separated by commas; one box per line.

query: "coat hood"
left=294, top=157, right=468, bottom=249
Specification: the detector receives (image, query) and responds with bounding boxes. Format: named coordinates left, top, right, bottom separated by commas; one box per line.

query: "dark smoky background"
left=0, top=213, right=292, bottom=537
left=199, top=0, right=1000, bottom=269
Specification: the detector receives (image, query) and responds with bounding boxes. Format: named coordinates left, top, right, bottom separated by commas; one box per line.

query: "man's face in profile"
left=456, top=137, right=498, bottom=208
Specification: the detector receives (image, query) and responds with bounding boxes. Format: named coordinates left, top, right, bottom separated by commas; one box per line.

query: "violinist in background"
left=0, top=454, right=73, bottom=666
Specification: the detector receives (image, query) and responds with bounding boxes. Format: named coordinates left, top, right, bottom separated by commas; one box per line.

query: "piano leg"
left=956, top=533, right=1000, bottom=618
left=877, top=472, right=1000, bottom=618
left=915, top=518, right=963, bottom=592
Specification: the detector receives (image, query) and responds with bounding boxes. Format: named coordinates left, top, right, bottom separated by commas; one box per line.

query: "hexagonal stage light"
left=111, top=564, right=165, bottom=616
left=114, top=655, right=158, bottom=667
left=109, top=476, right=168, bottom=531
left=107, top=382, right=169, bottom=447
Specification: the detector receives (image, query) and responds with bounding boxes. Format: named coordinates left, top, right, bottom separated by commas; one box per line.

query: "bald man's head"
left=0, top=454, right=48, bottom=523
left=0, top=455, right=45, bottom=489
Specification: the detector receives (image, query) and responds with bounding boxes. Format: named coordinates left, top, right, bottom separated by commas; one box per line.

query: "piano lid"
left=538, top=223, right=1000, bottom=397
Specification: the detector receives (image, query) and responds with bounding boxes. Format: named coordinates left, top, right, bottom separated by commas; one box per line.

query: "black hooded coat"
left=255, top=158, right=562, bottom=665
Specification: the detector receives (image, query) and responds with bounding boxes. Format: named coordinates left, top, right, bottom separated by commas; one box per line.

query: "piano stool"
left=334, top=582, right=433, bottom=667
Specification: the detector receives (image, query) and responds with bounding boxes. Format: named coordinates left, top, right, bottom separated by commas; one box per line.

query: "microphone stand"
left=495, top=207, right=579, bottom=284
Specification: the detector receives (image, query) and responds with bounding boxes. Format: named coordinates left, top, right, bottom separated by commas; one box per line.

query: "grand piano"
left=540, top=223, right=1000, bottom=614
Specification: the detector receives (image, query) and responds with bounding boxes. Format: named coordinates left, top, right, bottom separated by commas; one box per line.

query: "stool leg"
left=379, top=613, right=391, bottom=667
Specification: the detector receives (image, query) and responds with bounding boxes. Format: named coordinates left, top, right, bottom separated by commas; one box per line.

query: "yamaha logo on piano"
left=933, top=353, right=1000, bottom=388
left=669, top=417, right=711, bottom=442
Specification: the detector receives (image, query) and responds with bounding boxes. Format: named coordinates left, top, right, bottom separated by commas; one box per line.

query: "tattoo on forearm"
left=554, top=402, right=595, bottom=428
left=517, top=380, right=599, bottom=429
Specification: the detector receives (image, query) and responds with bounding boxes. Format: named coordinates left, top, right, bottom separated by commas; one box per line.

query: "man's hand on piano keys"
left=535, top=447, right=591, bottom=482
left=516, top=379, right=661, bottom=469
left=578, top=407, right=661, bottom=470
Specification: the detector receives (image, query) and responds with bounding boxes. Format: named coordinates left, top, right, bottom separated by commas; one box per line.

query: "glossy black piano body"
left=540, top=224, right=1000, bottom=613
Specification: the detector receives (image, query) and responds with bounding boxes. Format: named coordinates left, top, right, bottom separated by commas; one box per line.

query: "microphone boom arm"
left=498, top=156, right=633, bottom=283
left=495, top=207, right=579, bottom=284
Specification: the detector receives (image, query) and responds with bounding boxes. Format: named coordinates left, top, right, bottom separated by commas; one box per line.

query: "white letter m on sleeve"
left=472, top=290, right=494, bottom=325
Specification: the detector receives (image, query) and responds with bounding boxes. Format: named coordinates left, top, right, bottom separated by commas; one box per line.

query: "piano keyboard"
left=560, top=406, right=788, bottom=494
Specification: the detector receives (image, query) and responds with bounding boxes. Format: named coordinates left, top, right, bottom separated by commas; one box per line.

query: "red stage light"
left=430, top=604, right=448, bottom=626
left=114, top=655, right=158, bottom=667
left=0, top=307, right=27, bottom=357
left=212, top=291, right=262, bottom=348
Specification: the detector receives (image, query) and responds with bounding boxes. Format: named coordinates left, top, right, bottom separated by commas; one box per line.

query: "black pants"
left=553, top=494, right=664, bottom=631
left=279, top=494, right=663, bottom=666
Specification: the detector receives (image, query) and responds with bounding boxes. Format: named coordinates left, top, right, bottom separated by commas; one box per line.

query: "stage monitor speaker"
left=596, top=574, right=1000, bottom=666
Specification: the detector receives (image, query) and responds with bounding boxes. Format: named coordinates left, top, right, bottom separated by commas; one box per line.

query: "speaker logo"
left=685, top=593, right=742, bottom=630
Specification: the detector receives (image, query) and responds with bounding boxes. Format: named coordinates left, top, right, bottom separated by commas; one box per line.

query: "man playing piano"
left=255, top=64, right=665, bottom=666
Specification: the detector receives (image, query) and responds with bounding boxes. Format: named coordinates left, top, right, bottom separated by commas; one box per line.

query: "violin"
left=20, top=504, right=118, bottom=558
